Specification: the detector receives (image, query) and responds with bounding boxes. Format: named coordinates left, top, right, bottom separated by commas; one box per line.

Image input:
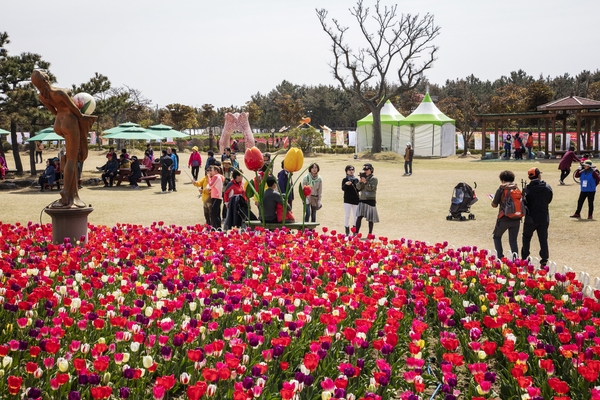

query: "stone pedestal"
left=44, top=207, right=94, bottom=244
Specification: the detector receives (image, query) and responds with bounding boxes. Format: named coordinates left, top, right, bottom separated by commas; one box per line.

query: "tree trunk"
left=30, top=143, right=37, bottom=176
left=371, top=107, right=382, bottom=153
left=10, top=120, right=23, bottom=175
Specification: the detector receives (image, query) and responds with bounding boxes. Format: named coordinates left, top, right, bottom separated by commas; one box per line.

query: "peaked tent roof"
left=357, top=100, right=405, bottom=127
left=399, top=93, right=455, bottom=126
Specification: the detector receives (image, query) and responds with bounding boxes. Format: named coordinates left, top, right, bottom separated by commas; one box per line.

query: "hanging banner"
left=348, top=131, right=356, bottom=147
left=335, top=131, right=345, bottom=146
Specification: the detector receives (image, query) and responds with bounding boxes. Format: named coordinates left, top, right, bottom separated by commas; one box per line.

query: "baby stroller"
left=446, top=182, right=477, bottom=221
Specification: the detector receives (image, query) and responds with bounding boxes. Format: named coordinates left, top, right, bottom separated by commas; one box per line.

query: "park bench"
left=114, top=168, right=157, bottom=187
left=245, top=220, right=320, bottom=231
left=43, top=180, right=60, bottom=191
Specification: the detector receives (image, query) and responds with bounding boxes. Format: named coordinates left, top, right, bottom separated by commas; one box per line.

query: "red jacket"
left=223, top=180, right=246, bottom=204
left=558, top=150, right=580, bottom=170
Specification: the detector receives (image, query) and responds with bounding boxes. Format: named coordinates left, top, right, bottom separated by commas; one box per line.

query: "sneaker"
left=408, top=173, right=412, bottom=176
left=402, top=173, right=408, bottom=176
left=103, top=184, right=109, bottom=187
left=570, top=213, right=581, bottom=218
left=589, top=215, right=593, bottom=220
left=133, top=186, right=140, bottom=190
left=161, top=190, right=167, bottom=194
left=172, top=189, right=177, bottom=192
left=559, top=180, right=565, bottom=185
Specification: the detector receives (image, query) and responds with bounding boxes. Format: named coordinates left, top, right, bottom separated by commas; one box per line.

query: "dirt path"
left=2, top=149, right=597, bottom=282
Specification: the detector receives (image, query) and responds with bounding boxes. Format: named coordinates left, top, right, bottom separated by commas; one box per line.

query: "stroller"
left=446, top=182, right=478, bottom=221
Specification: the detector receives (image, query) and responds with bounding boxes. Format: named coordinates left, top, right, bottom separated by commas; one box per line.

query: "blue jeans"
left=305, top=204, right=317, bottom=222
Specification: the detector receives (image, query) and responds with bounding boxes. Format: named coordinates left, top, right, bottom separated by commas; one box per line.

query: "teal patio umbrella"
left=147, top=124, right=190, bottom=139
left=102, top=122, right=141, bottom=136
left=26, top=127, right=64, bottom=142
left=106, top=127, right=163, bottom=141
left=0, top=128, right=10, bottom=135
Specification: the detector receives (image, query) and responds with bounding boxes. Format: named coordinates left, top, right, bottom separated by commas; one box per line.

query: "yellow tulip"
left=283, top=148, right=304, bottom=173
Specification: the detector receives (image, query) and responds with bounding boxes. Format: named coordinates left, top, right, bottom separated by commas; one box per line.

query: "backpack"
left=500, top=187, right=525, bottom=219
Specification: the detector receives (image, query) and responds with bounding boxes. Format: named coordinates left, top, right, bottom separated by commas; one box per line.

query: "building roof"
left=537, top=95, right=600, bottom=111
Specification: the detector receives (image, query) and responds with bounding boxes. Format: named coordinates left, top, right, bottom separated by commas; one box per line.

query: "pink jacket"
left=188, top=152, right=202, bottom=168
left=208, top=174, right=223, bottom=199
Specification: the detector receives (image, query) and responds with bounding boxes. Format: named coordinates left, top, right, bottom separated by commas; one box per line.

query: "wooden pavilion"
left=477, top=95, right=600, bottom=156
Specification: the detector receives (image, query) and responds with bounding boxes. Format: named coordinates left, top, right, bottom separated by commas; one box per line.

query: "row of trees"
left=3, top=23, right=600, bottom=172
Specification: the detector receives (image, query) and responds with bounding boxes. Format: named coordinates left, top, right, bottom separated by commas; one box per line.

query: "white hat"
left=407, top=142, right=412, bottom=147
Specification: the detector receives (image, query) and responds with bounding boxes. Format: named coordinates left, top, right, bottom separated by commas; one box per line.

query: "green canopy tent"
left=106, top=127, right=163, bottom=156
left=356, top=100, right=404, bottom=152
left=398, top=93, right=456, bottom=157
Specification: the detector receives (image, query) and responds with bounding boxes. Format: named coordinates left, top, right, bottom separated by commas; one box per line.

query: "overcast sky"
left=2, top=0, right=599, bottom=109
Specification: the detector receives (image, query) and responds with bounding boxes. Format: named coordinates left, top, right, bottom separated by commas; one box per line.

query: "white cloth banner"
left=335, top=131, right=345, bottom=146
left=348, top=131, right=356, bottom=147
left=322, top=129, right=331, bottom=147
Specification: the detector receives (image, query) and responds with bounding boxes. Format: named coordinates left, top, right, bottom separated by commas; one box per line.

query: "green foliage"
left=165, top=103, right=198, bottom=131
left=287, top=126, right=324, bottom=153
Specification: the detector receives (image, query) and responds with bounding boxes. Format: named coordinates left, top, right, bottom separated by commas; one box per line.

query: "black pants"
left=129, top=174, right=141, bottom=186
left=211, top=198, right=222, bottom=229
left=521, top=220, right=549, bottom=265
left=170, top=170, right=177, bottom=191
left=560, top=169, right=570, bottom=182
left=102, top=172, right=115, bottom=186
left=404, top=160, right=412, bottom=174
left=38, top=176, right=48, bottom=186
left=493, top=217, right=520, bottom=259
left=191, top=166, right=199, bottom=180
left=575, top=191, right=596, bottom=216
left=35, top=151, right=43, bottom=163
left=161, top=171, right=172, bottom=191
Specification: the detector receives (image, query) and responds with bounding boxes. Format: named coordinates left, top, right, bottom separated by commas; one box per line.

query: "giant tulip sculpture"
left=279, top=148, right=305, bottom=224
left=244, top=147, right=264, bottom=172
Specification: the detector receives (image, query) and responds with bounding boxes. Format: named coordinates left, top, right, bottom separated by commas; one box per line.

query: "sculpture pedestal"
left=44, top=207, right=94, bottom=244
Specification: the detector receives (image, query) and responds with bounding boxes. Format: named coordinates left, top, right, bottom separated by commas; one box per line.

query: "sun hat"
left=527, top=167, right=540, bottom=179
left=583, top=160, right=594, bottom=168
left=192, top=146, right=198, bottom=151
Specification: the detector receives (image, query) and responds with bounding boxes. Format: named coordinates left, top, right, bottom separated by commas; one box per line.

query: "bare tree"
left=316, top=1, right=440, bottom=153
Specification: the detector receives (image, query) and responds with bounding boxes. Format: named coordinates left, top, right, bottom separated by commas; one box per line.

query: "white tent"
left=398, top=94, right=456, bottom=157
left=356, top=101, right=404, bottom=152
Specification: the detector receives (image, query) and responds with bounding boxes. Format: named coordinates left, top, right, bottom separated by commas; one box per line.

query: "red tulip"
left=303, top=353, right=319, bottom=371
left=303, top=185, right=312, bottom=197
left=7, top=375, right=22, bottom=395
left=244, top=146, right=264, bottom=171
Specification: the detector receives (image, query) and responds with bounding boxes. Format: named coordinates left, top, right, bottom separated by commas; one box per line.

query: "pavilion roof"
left=537, top=95, right=600, bottom=111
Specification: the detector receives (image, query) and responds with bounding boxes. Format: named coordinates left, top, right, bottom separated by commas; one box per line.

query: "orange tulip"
left=283, top=148, right=304, bottom=172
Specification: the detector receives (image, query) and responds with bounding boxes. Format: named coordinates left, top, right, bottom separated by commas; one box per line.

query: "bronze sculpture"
left=31, top=70, right=96, bottom=208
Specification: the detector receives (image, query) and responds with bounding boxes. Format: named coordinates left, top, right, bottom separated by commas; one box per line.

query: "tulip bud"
left=2, top=356, right=12, bottom=368
left=244, top=147, right=264, bottom=172
left=57, top=358, right=69, bottom=372
left=33, top=367, right=43, bottom=378
left=180, top=372, right=191, bottom=385
left=130, top=342, right=140, bottom=352
left=207, top=384, right=217, bottom=397
left=142, top=356, right=153, bottom=369
left=283, top=148, right=304, bottom=173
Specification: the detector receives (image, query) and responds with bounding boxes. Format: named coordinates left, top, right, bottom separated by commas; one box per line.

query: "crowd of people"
left=502, top=132, right=535, bottom=160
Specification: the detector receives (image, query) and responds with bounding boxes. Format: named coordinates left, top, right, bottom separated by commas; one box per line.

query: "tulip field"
left=1, top=221, right=600, bottom=400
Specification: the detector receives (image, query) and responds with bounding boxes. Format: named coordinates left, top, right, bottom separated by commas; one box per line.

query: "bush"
left=2, top=141, right=11, bottom=153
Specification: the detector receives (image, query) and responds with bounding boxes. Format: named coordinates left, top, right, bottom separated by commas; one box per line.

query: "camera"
left=359, top=172, right=367, bottom=178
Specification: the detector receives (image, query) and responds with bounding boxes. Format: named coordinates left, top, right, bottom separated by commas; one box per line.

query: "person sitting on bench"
left=38, top=159, right=55, bottom=191
left=262, top=176, right=284, bottom=223
left=98, top=153, right=119, bottom=187
left=129, top=156, right=142, bottom=189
